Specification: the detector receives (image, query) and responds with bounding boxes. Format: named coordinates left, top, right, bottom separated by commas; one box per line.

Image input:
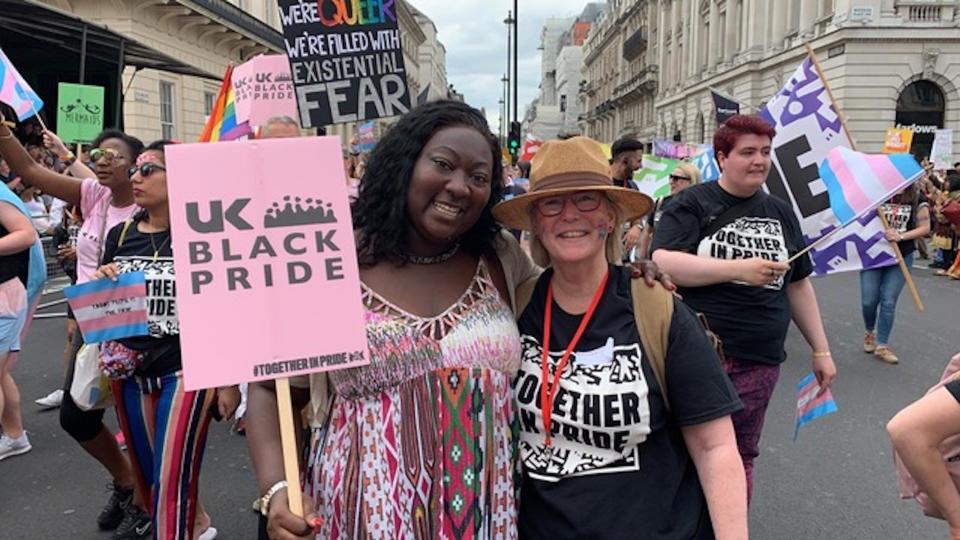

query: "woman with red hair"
left=650, top=115, right=837, bottom=503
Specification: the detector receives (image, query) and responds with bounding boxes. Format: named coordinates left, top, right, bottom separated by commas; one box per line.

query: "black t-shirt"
left=646, top=196, right=673, bottom=229
left=879, top=197, right=929, bottom=257
left=0, top=223, right=30, bottom=287
left=102, top=218, right=180, bottom=377
left=515, top=265, right=741, bottom=540
left=650, top=181, right=813, bottom=365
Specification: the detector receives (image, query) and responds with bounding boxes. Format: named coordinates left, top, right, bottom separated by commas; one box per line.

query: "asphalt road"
left=1, top=264, right=957, bottom=539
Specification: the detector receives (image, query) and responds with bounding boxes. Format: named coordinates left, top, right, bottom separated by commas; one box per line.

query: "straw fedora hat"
left=493, top=136, right=653, bottom=230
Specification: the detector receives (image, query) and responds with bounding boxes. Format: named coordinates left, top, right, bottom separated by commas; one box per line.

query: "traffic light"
left=508, top=121, right=521, bottom=163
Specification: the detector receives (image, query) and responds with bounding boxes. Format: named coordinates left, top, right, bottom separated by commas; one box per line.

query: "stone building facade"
left=580, top=0, right=960, bottom=160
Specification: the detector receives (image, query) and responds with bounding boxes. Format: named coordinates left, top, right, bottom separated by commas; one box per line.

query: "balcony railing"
left=909, top=5, right=942, bottom=21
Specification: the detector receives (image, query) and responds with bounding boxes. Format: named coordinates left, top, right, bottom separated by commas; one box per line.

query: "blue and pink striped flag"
left=64, top=272, right=150, bottom=343
left=818, top=146, right=923, bottom=226
left=794, top=372, right=838, bottom=440
left=0, top=47, right=44, bottom=121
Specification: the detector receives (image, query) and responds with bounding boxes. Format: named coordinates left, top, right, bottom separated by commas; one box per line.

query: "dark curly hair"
left=352, top=100, right=503, bottom=265
left=91, top=129, right=144, bottom=161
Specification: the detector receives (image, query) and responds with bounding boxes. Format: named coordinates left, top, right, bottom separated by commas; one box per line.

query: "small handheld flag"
left=818, top=147, right=923, bottom=226
left=200, top=65, right=252, bottom=142
left=64, top=272, right=150, bottom=343
left=794, top=372, right=838, bottom=440
left=0, top=47, right=44, bottom=121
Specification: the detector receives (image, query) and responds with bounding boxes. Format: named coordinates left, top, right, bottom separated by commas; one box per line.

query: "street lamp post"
left=503, top=11, right=513, bottom=136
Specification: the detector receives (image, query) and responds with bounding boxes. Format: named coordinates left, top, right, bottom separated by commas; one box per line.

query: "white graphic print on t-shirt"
left=880, top=203, right=911, bottom=234
left=515, top=334, right=651, bottom=482
left=696, top=217, right=789, bottom=290
left=115, top=256, right=178, bottom=337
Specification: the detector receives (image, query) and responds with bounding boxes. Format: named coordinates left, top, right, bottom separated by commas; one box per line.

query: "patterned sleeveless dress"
left=316, top=258, right=522, bottom=539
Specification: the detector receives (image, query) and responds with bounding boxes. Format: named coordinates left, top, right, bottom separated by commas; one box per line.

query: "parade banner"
left=931, top=129, right=953, bottom=170
left=56, top=83, right=104, bottom=144
left=166, top=137, right=369, bottom=391
left=232, top=54, right=298, bottom=129
left=64, top=271, right=149, bottom=343
left=882, top=127, right=914, bottom=154
left=652, top=139, right=708, bottom=160
left=277, top=0, right=411, bottom=128
left=0, top=46, right=44, bottom=121
left=634, top=155, right=678, bottom=199
left=759, top=55, right=896, bottom=276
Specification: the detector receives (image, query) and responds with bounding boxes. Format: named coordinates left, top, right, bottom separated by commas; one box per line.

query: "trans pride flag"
left=64, top=272, right=149, bottom=343
left=200, top=65, right=251, bottom=142
left=0, top=47, right=44, bottom=121
left=794, top=372, right=838, bottom=440
left=819, top=147, right=923, bottom=226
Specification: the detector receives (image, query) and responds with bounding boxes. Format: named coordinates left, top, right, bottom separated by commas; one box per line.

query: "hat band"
left=532, top=172, right=613, bottom=193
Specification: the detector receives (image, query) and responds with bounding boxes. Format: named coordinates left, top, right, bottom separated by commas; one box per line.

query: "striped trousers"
left=111, top=371, right=214, bottom=539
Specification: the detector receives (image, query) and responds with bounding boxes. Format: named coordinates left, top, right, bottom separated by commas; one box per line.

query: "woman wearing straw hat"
left=494, top=136, right=747, bottom=539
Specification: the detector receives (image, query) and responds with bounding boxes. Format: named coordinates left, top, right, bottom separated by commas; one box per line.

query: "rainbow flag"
left=794, top=372, right=838, bottom=440
left=818, top=146, right=923, bottom=226
left=0, top=46, right=44, bottom=121
left=200, top=65, right=251, bottom=142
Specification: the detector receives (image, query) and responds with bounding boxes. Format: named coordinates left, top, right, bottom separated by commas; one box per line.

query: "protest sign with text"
left=759, top=55, right=896, bottom=276
left=883, top=127, right=914, bottom=154
left=56, top=83, right=104, bottom=143
left=232, top=54, right=298, bottom=128
left=931, top=129, right=953, bottom=170
left=166, top=137, right=369, bottom=391
left=64, top=271, right=149, bottom=343
left=277, top=0, right=411, bottom=127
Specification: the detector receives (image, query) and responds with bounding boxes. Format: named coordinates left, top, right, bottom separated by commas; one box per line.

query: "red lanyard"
left=540, top=270, right=609, bottom=446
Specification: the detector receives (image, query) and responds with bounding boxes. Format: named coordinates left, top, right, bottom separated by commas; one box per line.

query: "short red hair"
left=713, top=115, right=776, bottom=158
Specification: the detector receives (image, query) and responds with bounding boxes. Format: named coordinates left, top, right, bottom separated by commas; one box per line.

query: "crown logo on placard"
left=264, top=195, right=337, bottom=228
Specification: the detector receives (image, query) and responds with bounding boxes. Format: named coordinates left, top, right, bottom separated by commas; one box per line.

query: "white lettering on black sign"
left=277, top=0, right=410, bottom=127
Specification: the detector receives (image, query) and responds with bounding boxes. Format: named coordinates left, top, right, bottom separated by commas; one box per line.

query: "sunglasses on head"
left=128, top=163, right=166, bottom=178
left=669, top=174, right=691, bottom=183
left=533, top=191, right=603, bottom=217
left=89, top=148, right=124, bottom=163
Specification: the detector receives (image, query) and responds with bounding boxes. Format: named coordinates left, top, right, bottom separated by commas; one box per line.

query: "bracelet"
left=258, top=480, right=288, bottom=516
left=59, top=151, right=75, bottom=162
left=812, top=351, right=832, bottom=358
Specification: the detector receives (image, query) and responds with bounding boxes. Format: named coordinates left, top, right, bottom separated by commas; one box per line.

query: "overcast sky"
left=409, top=0, right=594, bottom=135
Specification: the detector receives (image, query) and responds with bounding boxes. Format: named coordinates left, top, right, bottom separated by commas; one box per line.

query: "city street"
left=0, top=264, right=955, bottom=539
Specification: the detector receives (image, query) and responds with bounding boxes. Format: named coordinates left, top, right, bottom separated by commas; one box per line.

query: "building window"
left=160, top=81, right=176, bottom=140
left=203, top=91, right=216, bottom=116
left=560, top=95, right=567, bottom=113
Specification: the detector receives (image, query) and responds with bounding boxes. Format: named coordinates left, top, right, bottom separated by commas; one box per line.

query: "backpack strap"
left=514, top=276, right=539, bottom=319
left=631, top=280, right=674, bottom=411
left=117, top=219, right=135, bottom=248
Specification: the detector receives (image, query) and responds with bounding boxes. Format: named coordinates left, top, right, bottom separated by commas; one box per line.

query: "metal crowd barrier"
left=34, top=236, right=72, bottom=320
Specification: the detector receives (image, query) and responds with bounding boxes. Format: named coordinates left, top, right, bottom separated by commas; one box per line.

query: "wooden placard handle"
left=274, top=377, right=304, bottom=517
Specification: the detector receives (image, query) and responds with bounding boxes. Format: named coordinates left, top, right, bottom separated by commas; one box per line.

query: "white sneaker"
left=0, top=433, right=31, bottom=461
left=35, top=388, right=64, bottom=410
left=198, top=526, right=218, bottom=540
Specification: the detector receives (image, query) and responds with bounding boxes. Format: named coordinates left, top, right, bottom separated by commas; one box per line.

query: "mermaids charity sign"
left=277, top=0, right=411, bottom=127
left=165, top=137, right=369, bottom=391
